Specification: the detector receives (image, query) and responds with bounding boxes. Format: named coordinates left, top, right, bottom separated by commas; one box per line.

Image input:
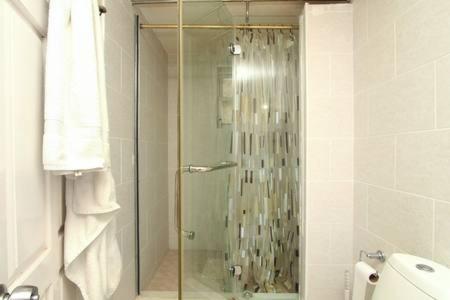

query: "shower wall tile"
left=305, top=4, right=354, bottom=300
left=104, top=1, right=140, bottom=299
left=167, top=70, right=178, bottom=250
left=353, top=0, right=450, bottom=285
left=137, top=22, right=170, bottom=289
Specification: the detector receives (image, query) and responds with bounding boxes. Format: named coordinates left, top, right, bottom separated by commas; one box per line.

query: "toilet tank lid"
left=388, top=254, right=450, bottom=299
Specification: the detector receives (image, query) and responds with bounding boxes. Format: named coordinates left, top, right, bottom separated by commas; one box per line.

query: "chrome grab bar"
left=181, top=161, right=238, bottom=174
left=174, top=161, right=237, bottom=240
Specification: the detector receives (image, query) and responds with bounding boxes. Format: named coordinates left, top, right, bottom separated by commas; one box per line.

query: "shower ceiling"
left=137, top=2, right=302, bottom=55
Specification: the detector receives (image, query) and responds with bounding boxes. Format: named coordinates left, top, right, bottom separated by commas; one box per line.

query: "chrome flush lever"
left=0, top=285, right=39, bottom=300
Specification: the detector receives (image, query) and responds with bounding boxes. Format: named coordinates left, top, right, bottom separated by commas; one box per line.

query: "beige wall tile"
left=434, top=201, right=450, bottom=267
left=307, top=96, right=353, bottom=138
left=354, top=25, right=395, bottom=92
left=307, top=223, right=332, bottom=264
left=307, top=5, right=353, bottom=54
left=354, top=0, right=450, bottom=287
left=308, top=182, right=353, bottom=224
left=368, top=186, right=433, bottom=258
left=353, top=0, right=368, bottom=50
left=367, top=0, right=420, bottom=39
left=436, top=55, right=450, bottom=128
left=330, top=139, right=353, bottom=181
left=397, top=130, right=450, bottom=202
left=368, top=63, right=435, bottom=135
left=354, top=136, right=395, bottom=187
left=396, top=1, right=450, bottom=74
left=353, top=182, right=368, bottom=229
left=331, top=54, right=354, bottom=97
left=354, top=92, right=368, bottom=138
left=307, top=139, right=330, bottom=181
left=307, top=54, right=331, bottom=98
left=306, top=4, right=354, bottom=299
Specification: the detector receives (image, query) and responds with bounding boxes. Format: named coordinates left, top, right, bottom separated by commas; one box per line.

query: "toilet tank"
left=372, top=254, right=450, bottom=300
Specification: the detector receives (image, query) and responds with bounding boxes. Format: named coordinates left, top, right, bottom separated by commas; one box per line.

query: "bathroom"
left=1, top=0, right=450, bottom=300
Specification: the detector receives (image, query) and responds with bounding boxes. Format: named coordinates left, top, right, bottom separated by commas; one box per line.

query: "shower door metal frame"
left=133, top=1, right=307, bottom=298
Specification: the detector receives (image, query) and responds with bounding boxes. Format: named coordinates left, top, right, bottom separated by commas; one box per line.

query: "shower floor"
left=146, top=251, right=178, bottom=291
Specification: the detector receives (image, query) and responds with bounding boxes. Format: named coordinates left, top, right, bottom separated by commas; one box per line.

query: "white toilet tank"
left=372, top=254, right=450, bottom=300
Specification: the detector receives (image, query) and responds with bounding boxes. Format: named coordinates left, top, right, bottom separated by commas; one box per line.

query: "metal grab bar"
left=181, top=161, right=238, bottom=174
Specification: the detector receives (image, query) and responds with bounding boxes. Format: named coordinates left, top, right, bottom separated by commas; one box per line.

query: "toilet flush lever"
left=359, top=250, right=386, bottom=263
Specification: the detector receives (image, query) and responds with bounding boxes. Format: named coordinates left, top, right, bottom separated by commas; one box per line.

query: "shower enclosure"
left=134, top=1, right=305, bottom=299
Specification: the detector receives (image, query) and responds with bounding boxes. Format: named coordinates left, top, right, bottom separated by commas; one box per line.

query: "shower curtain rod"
left=140, top=24, right=299, bottom=29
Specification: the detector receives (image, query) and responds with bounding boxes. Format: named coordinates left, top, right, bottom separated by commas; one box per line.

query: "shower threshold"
left=138, top=291, right=298, bottom=300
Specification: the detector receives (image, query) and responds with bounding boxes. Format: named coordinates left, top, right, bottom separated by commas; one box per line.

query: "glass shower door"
left=180, top=20, right=236, bottom=299
left=179, top=2, right=302, bottom=300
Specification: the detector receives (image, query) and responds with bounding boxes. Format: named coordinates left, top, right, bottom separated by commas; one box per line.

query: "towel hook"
left=99, top=5, right=107, bottom=16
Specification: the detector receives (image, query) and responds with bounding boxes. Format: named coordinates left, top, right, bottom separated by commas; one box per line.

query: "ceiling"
left=137, top=2, right=303, bottom=55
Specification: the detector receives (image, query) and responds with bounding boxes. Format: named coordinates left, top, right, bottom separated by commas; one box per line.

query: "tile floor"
left=146, top=250, right=178, bottom=291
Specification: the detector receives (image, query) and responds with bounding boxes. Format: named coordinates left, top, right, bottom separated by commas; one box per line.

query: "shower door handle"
left=174, top=170, right=195, bottom=240
left=182, top=161, right=237, bottom=174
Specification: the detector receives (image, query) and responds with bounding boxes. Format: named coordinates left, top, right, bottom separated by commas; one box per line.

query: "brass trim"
left=177, top=0, right=183, bottom=298
left=141, top=24, right=299, bottom=29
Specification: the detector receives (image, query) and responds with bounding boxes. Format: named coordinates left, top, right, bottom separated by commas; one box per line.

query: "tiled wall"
left=138, top=26, right=169, bottom=288
left=304, top=4, right=354, bottom=300
left=105, top=1, right=137, bottom=299
left=353, top=0, right=450, bottom=273
left=168, top=56, right=178, bottom=250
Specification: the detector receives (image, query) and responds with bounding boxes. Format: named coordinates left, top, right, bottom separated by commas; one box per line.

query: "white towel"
left=44, top=0, right=109, bottom=173
left=44, top=0, right=122, bottom=299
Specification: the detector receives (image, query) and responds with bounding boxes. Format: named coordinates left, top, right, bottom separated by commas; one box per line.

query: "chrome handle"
left=0, top=285, right=39, bottom=300
left=182, top=161, right=237, bottom=174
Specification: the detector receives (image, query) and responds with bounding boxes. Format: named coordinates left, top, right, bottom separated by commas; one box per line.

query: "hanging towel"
left=43, top=0, right=122, bottom=299
left=44, top=0, right=109, bottom=173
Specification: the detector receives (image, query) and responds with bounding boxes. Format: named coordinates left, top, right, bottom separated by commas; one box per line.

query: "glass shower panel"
left=182, top=23, right=236, bottom=299
left=180, top=2, right=302, bottom=299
